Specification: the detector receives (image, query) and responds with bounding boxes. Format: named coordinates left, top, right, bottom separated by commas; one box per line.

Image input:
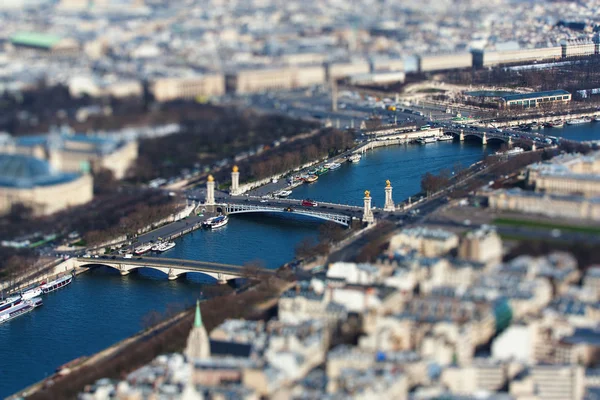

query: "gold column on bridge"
left=384, top=180, right=395, bottom=212
left=363, top=190, right=374, bottom=223
left=230, top=165, right=241, bottom=196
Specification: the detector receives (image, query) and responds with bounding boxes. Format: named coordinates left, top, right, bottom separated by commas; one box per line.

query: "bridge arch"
left=225, top=208, right=350, bottom=226
left=80, top=262, right=172, bottom=278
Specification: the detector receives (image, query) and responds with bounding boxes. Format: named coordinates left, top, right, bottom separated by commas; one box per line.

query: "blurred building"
left=499, top=90, right=571, bottom=108
left=4, top=132, right=138, bottom=180
left=388, top=227, right=459, bottom=257
left=8, top=32, right=79, bottom=55
left=228, top=66, right=325, bottom=94
left=458, top=226, right=503, bottom=265
left=509, top=365, right=585, bottom=400
left=0, top=153, right=93, bottom=216
left=151, top=74, right=226, bottom=102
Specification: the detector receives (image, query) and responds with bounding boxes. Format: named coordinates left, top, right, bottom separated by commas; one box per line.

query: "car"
left=284, top=207, right=295, bottom=212
left=111, top=255, right=116, bottom=259
left=260, top=199, right=268, bottom=203
left=302, top=199, right=318, bottom=207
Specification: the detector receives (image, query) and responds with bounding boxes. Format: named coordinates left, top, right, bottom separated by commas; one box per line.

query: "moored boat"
left=275, top=190, right=292, bottom=198
left=41, top=274, right=73, bottom=294
left=156, top=241, right=176, bottom=251
left=593, top=116, right=600, bottom=122
left=417, top=137, right=437, bottom=144
left=567, top=118, right=592, bottom=125
left=327, top=162, right=341, bottom=170
left=437, top=135, right=454, bottom=141
left=22, top=286, right=42, bottom=300
left=0, top=297, right=42, bottom=324
left=348, top=154, right=362, bottom=163
left=202, top=215, right=229, bottom=229
left=550, top=120, right=564, bottom=128
left=305, top=175, right=318, bottom=183
left=134, top=242, right=153, bottom=255
left=315, top=166, right=329, bottom=176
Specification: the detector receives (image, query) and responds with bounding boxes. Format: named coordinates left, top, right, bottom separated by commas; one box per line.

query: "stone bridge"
left=73, top=256, right=270, bottom=283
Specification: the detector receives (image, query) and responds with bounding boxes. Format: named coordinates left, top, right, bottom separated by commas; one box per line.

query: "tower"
left=384, top=180, right=395, bottom=212
left=230, top=165, right=240, bottom=196
left=363, top=190, right=374, bottom=223
left=185, top=300, right=211, bottom=361
left=205, top=175, right=215, bottom=205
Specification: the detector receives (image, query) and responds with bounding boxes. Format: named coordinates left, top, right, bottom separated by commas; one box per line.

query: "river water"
left=1, top=123, right=599, bottom=396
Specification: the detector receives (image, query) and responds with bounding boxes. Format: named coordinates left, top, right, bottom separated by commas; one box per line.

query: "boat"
left=22, top=286, right=42, bottom=300
left=151, top=242, right=162, bottom=251
left=348, top=154, right=362, bottom=163
left=315, top=166, right=329, bottom=176
left=495, top=147, right=524, bottom=156
left=593, top=116, right=600, bottom=122
left=134, top=242, right=153, bottom=255
left=307, top=168, right=318, bottom=175
left=437, top=135, right=454, bottom=142
left=416, top=137, right=438, bottom=144
left=567, top=118, right=592, bottom=125
left=550, top=120, right=564, bottom=128
left=202, top=215, right=229, bottom=229
left=41, top=274, right=73, bottom=294
left=275, top=190, right=292, bottom=198
left=0, top=295, right=24, bottom=314
left=327, top=162, right=341, bottom=170
left=305, top=175, right=318, bottom=183
left=0, top=297, right=42, bottom=324
left=155, top=241, right=176, bottom=252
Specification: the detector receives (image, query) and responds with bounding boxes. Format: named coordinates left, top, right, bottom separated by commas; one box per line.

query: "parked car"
left=302, top=199, right=318, bottom=207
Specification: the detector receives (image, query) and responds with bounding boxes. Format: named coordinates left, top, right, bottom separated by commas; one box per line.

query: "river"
left=1, top=123, right=599, bottom=396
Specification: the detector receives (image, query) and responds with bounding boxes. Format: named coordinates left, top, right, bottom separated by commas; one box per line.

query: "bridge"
left=220, top=197, right=363, bottom=226
left=73, top=256, right=272, bottom=282
left=444, top=128, right=509, bottom=144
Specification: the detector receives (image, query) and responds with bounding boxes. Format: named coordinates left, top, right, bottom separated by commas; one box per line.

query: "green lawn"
left=493, top=217, right=600, bottom=235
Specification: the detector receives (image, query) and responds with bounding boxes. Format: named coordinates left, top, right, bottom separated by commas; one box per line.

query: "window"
left=563, top=96, right=569, bottom=100
left=550, top=97, right=555, bottom=101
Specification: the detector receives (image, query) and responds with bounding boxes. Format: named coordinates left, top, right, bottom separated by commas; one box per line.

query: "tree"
left=93, top=168, right=118, bottom=195
left=8, top=203, right=33, bottom=224
left=295, top=237, right=318, bottom=260
left=318, top=221, right=346, bottom=244
left=241, top=259, right=265, bottom=281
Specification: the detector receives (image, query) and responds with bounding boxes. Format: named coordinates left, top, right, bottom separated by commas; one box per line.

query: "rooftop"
left=10, top=32, right=62, bottom=49
left=502, top=89, right=570, bottom=101
left=0, top=153, right=81, bottom=188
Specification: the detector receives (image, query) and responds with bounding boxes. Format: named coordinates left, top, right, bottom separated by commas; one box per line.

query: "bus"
left=420, top=125, right=431, bottom=131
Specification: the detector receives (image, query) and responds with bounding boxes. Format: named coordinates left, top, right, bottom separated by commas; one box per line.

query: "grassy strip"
left=493, top=217, right=600, bottom=235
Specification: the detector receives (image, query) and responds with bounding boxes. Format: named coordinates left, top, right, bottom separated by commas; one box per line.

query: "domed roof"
left=0, top=154, right=81, bottom=188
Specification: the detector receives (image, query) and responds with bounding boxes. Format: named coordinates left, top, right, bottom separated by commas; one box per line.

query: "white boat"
left=156, top=241, right=176, bottom=252
left=417, top=137, right=438, bottom=144
left=134, top=243, right=153, bottom=255
left=437, top=135, right=454, bottom=142
left=275, top=190, right=292, bottom=198
left=594, top=116, right=600, bottom=122
left=567, top=118, right=591, bottom=125
left=202, top=215, right=229, bottom=229
left=495, top=147, right=524, bottom=156
left=327, top=162, right=341, bottom=170
left=151, top=242, right=162, bottom=251
left=0, top=297, right=42, bottom=324
left=348, top=154, right=362, bottom=163
left=41, top=274, right=73, bottom=294
left=22, top=287, right=42, bottom=300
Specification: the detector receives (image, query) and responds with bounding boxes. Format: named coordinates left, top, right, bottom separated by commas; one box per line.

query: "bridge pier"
left=118, top=264, right=130, bottom=276
left=168, top=268, right=178, bottom=281
left=217, top=273, right=227, bottom=285
left=482, top=132, right=487, bottom=146
left=459, top=129, right=464, bottom=142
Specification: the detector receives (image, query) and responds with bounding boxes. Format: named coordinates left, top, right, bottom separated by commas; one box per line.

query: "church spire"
left=194, top=299, right=203, bottom=328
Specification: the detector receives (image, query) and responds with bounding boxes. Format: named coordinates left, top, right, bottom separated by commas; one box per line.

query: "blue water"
left=545, top=121, right=600, bottom=142
left=3, top=125, right=598, bottom=397
left=291, top=141, right=492, bottom=207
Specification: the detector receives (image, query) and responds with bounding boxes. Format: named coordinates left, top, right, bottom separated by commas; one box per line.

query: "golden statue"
left=207, top=175, right=214, bottom=182
left=386, top=180, right=391, bottom=187
left=233, top=165, right=239, bottom=173
left=364, top=190, right=370, bottom=198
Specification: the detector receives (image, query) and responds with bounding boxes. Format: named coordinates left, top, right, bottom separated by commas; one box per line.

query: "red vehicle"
left=302, top=199, right=318, bottom=207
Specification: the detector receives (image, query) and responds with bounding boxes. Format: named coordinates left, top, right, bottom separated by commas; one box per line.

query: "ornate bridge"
left=72, top=256, right=269, bottom=282
left=221, top=200, right=359, bottom=226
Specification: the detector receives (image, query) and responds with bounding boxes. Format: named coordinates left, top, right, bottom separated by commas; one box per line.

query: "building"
left=327, top=61, right=371, bottom=80
left=349, top=71, right=406, bottom=86
left=8, top=32, right=79, bottom=55
left=229, top=66, right=325, bottom=94
left=499, top=90, right=571, bottom=108
left=458, top=226, right=503, bottom=265
left=186, top=300, right=211, bottom=361
left=0, top=153, right=93, bottom=216
left=526, top=151, right=600, bottom=197
left=510, top=365, right=585, bottom=400
left=4, top=132, right=138, bottom=180
left=440, top=360, right=508, bottom=395
left=473, top=46, right=563, bottom=68
left=151, top=74, right=226, bottom=102
left=418, top=53, right=472, bottom=72
left=388, top=227, right=459, bottom=257
left=487, top=188, right=600, bottom=222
